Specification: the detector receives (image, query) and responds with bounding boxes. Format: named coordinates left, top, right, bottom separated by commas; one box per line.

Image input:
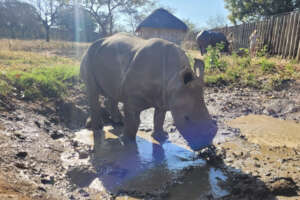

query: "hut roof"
left=136, top=8, right=188, bottom=32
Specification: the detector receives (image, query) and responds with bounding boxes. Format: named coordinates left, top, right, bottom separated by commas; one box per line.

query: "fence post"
left=274, top=16, right=280, bottom=54
left=284, top=14, right=293, bottom=58
left=278, top=15, right=286, bottom=55
left=288, top=13, right=297, bottom=58
left=292, top=13, right=300, bottom=59
left=297, top=40, right=300, bottom=61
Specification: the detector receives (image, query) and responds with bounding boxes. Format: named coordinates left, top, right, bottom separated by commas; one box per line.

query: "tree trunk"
left=46, top=26, right=50, bottom=42
left=43, top=21, right=51, bottom=42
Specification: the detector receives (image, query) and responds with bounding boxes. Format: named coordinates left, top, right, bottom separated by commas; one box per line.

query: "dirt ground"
left=0, top=80, right=300, bottom=199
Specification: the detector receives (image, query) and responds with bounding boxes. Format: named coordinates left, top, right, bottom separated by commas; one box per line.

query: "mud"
left=0, top=82, right=299, bottom=199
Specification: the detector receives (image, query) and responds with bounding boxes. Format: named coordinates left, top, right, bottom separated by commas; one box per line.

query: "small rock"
left=265, top=172, right=271, bottom=176
left=15, top=162, right=28, bottom=169
left=79, top=189, right=89, bottom=197
left=41, top=175, right=55, bottom=185
left=15, top=116, right=23, bottom=121
left=14, top=133, right=26, bottom=140
left=34, top=121, right=41, bottom=128
left=78, top=151, right=89, bottom=159
left=221, top=132, right=230, bottom=136
left=16, top=152, right=27, bottom=159
left=44, top=120, right=51, bottom=127
left=72, top=140, right=79, bottom=147
left=254, top=163, right=261, bottom=168
left=50, top=117, right=59, bottom=125
left=37, top=186, right=47, bottom=192
left=50, top=131, right=64, bottom=140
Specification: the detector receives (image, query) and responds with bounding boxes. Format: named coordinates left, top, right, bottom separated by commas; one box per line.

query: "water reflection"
left=73, top=127, right=228, bottom=198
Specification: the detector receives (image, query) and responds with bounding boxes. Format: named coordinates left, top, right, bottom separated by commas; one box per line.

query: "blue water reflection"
left=91, top=131, right=206, bottom=193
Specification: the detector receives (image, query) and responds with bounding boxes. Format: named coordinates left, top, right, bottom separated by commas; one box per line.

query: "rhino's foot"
left=119, top=134, right=136, bottom=146
left=152, top=130, right=168, bottom=143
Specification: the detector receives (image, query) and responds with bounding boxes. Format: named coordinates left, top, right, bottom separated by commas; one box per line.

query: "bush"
left=204, top=43, right=227, bottom=72
left=256, top=45, right=268, bottom=57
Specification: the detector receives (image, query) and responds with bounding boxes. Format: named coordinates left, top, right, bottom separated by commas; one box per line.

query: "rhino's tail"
left=80, top=38, right=105, bottom=83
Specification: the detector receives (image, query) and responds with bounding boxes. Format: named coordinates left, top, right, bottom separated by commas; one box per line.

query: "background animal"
left=196, top=30, right=229, bottom=55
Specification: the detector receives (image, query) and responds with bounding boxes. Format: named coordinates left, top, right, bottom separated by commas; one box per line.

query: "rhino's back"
left=88, top=33, right=188, bottom=107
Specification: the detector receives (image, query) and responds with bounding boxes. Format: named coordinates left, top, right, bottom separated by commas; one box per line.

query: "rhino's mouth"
left=178, top=120, right=217, bottom=151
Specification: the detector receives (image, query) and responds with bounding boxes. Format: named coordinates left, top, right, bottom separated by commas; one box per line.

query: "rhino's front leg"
left=104, top=98, right=123, bottom=125
left=120, top=104, right=141, bottom=145
left=152, top=108, right=168, bottom=142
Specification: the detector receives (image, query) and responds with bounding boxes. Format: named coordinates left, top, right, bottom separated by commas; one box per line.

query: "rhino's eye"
left=184, top=116, right=190, bottom=121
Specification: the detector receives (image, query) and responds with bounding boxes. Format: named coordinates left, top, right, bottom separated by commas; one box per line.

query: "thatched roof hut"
left=136, top=8, right=188, bottom=44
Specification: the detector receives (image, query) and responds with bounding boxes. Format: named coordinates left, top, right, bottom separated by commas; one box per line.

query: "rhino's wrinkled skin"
left=196, top=30, right=229, bottom=55
left=80, top=33, right=216, bottom=150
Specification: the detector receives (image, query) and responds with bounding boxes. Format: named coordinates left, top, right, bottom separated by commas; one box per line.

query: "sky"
left=158, top=0, right=230, bottom=28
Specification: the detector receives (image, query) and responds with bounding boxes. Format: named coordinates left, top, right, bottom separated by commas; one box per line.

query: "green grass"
left=0, top=50, right=80, bottom=100
left=188, top=47, right=300, bottom=90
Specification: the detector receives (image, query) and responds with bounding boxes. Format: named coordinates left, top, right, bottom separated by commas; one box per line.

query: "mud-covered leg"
left=86, top=84, right=103, bottom=131
left=104, top=98, right=123, bottom=125
left=120, top=104, right=140, bottom=145
left=152, top=108, right=168, bottom=143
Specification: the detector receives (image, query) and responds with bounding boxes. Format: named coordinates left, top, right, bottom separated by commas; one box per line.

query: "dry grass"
left=0, top=39, right=90, bottom=60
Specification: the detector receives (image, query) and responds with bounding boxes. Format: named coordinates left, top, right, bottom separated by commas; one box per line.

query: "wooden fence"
left=212, top=11, right=300, bottom=60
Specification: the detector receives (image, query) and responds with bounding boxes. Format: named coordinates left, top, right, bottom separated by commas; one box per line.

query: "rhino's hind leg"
left=120, top=104, right=140, bottom=145
left=152, top=108, right=168, bottom=143
left=86, top=81, right=104, bottom=131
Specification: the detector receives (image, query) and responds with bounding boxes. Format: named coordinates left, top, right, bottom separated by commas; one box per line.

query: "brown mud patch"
left=0, top=84, right=300, bottom=199
left=228, top=115, right=300, bottom=148
left=218, top=115, right=300, bottom=198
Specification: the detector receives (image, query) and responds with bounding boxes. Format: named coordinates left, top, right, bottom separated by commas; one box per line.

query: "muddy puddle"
left=68, top=127, right=229, bottom=199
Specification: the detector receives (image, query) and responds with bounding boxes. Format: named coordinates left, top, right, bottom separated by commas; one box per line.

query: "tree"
left=56, top=5, right=97, bottom=41
left=224, top=0, right=300, bottom=24
left=83, top=0, right=155, bottom=36
left=0, top=0, right=43, bottom=39
left=182, top=19, right=197, bottom=32
left=31, top=0, right=67, bottom=42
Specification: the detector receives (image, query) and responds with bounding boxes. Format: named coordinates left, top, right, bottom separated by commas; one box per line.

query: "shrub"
left=204, top=43, right=227, bottom=72
left=256, top=45, right=268, bottom=57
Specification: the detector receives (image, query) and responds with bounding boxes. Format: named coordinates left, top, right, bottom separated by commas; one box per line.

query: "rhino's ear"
left=180, top=67, right=195, bottom=85
left=193, top=58, right=205, bottom=82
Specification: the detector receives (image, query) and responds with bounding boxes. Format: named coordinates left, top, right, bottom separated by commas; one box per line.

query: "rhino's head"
left=168, top=58, right=216, bottom=150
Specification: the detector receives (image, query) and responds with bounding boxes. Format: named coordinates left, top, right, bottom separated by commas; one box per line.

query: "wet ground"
left=0, top=83, right=300, bottom=199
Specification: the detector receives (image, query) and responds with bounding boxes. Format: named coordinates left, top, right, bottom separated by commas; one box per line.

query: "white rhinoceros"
left=80, top=33, right=216, bottom=150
